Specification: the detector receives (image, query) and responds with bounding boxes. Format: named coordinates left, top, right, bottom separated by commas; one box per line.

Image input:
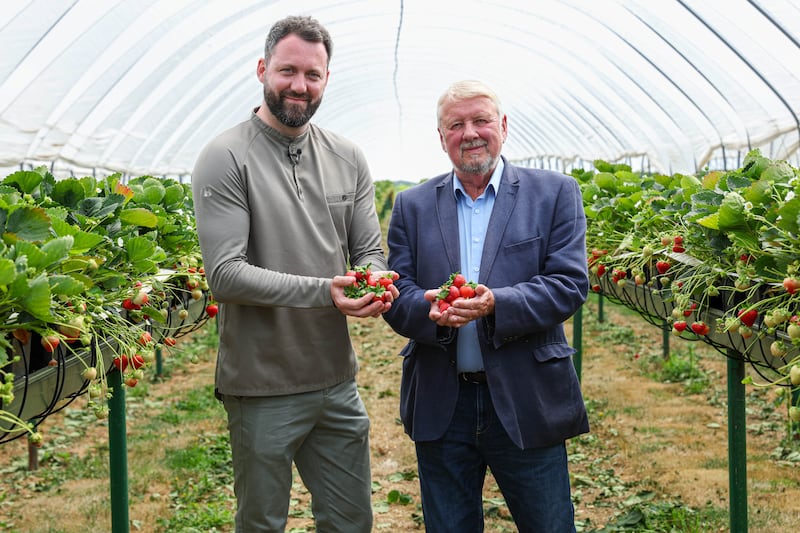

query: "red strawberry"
left=459, top=285, right=475, bottom=298
left=41, top=334, right=60, bottom=353
left=113, top=355, right=129, bottom=372
left=206, top=304, right=219, bottom=317
left=783, top=277, right=799, bottom=295
left=656, top=261, right=670, bottom=275
left=691, top=321, right=710, bottom=335
left=452, top=274, right=467, bottom=288
left=672, top=321, right=687, bottom=334
left=130, top=353, right=146, bottom=369
left=138, top=331, right=153, bottom=346
left=737, top=309, right=757, bottom=328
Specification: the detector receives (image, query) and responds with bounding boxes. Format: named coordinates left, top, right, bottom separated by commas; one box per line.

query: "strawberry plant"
left=0, top=166, right=212, bottom=442
left=578, top=149, right=800, bottom=404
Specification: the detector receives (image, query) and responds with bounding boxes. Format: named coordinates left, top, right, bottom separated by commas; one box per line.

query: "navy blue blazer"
left=382, top=159, right=590, bottom=449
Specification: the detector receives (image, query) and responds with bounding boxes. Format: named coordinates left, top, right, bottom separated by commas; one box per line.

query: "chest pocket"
left=326, top=192, right=355, bottom=237
left=327, top=192, right=355, bottom=205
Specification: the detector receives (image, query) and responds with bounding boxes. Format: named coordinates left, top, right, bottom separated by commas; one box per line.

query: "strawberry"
left=132, top=290, right=149, bottom=306
left=130, top=353, right=146, bottom=370
left=591, top=284, right=601, bottom=293
left=459, top=285, right=476, bottom=298
left=82, top=367, right=98, bottom=381
left=435, top=272, right=478, bottom=303
left=122, top=298, right=141, bottom=311
left=769, top=340, right=788, bottom=358
left=690, top=321, right=709, bottom=335
left=163, top=336, right=177, bottom=347
left=737, top=309, right=757, bottom=328
left=206, top=304, right=219, bottom=317
left=787, top=323, right=800, bottom=340
left=113, top=355, right=129, bottom=372
left=12, top=328, right=30, bottom=345
left=672, top=321, right=687, bottom=335
left=138, top=331, right=153, bottom=346
left=791, top=365, right=800, bottom=386
left=41, top=334, right=60, bottom=353
left=124, top=377, right=139, bottom=388
left=655, top=261, right=670, bottom=275
left=783, top=277, right=799, bottom=295
left=446, top=285, right=461, bottom=303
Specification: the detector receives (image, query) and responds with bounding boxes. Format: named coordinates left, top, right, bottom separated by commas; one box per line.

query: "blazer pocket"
left=504, top=235, right=540, bottom=254
left=531, top=343, right=576, bottom=363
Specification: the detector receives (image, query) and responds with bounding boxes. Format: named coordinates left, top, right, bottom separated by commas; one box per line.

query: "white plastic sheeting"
left=1, top=0, right=799, bottom=181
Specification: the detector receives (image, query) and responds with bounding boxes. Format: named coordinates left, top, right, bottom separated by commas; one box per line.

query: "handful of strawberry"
left=344, top=264, right=398, bottom=303
left=435, top=272, right=478, bottom=312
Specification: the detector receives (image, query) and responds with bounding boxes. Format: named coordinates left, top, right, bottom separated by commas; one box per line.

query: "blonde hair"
left=437, top=80, right=503, bottom=126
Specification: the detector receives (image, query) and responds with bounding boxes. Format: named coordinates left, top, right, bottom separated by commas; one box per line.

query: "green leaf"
left=163, top=183, right=187, bottom=206
left=696, top=212, right=719, bottom=230
left=80, top=194, right=125, bottom=218
left=51, top=177, right=88, bottom=208
left=774, top=199, right=799, bottom=236
left=126, top=235, right=156, bottom=262
left=4, top=205, right=51, bottom=242
left=717, top=193, right=747, bottom=231
left=3, top=169, right=45, bottom=194
left=17, top=273, right=53, bottom=321
left=38, top=235, right=74, bottom=268
left=120, top=207, right=159, bottom=228
left=48, top=274, right=87, bottom=296
left=594, top=172, right=617, bottom=192
left=139, top=177, right=167, bottom=204
left=0, top=257, right=15, bottom=286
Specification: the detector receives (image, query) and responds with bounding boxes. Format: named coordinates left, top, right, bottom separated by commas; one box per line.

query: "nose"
left=289, top=74, right=308, bottom=94
left=462, top=121, right=480, bottom=139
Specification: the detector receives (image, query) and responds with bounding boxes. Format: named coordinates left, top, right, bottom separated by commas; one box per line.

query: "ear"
left=438, top=128, right=446, bottom=152
left=501, top=114, right=508, bottom=142
left=256, top=58, right=267, bottom=83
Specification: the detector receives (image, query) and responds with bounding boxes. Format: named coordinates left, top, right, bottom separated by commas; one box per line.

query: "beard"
left=457, top=141, right=497, bottom=175
left=264, top=86, right=322, bottom=128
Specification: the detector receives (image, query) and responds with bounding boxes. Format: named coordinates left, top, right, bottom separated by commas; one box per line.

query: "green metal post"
left=727, top=351, right=748, bottom=533
left=662, top=320, right=670, bottom=360
left=155, top=345, right=163, bottom=378
left=598, top=293, right=604, bottom=322
left=572, top=306, right=583, bottom=382
left=108, top=369, right=130, bottom=533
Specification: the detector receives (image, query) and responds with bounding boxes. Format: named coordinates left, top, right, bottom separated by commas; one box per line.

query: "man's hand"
left=331, top=272, right=399, bottom=318
left=424, top=284, right=494, bottom=327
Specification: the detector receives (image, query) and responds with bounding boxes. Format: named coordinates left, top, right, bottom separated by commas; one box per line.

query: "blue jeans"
left=415, top=381, right=576, bottom=533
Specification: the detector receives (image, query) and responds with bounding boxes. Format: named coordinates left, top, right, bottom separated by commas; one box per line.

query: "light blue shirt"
left=452, top=159, right=504, bottom=372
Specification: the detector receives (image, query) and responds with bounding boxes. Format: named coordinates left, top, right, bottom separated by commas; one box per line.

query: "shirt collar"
left=452, top=158, right=504, bottom=200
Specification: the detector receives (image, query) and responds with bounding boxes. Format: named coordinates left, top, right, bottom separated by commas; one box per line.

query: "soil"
left=1, top=298, right=799, bottom=532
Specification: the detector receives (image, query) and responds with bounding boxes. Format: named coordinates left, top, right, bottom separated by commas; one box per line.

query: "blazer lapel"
left=435, top=173, right=461, bottom=274
left=480, top=164, right=519, bottom=282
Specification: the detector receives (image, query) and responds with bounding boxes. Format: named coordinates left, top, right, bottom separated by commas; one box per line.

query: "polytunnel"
left=1, top=0, right=799, bottom=182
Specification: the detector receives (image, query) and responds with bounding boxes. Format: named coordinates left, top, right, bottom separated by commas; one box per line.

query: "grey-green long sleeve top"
left=191, top=113, right=387, bottom=396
